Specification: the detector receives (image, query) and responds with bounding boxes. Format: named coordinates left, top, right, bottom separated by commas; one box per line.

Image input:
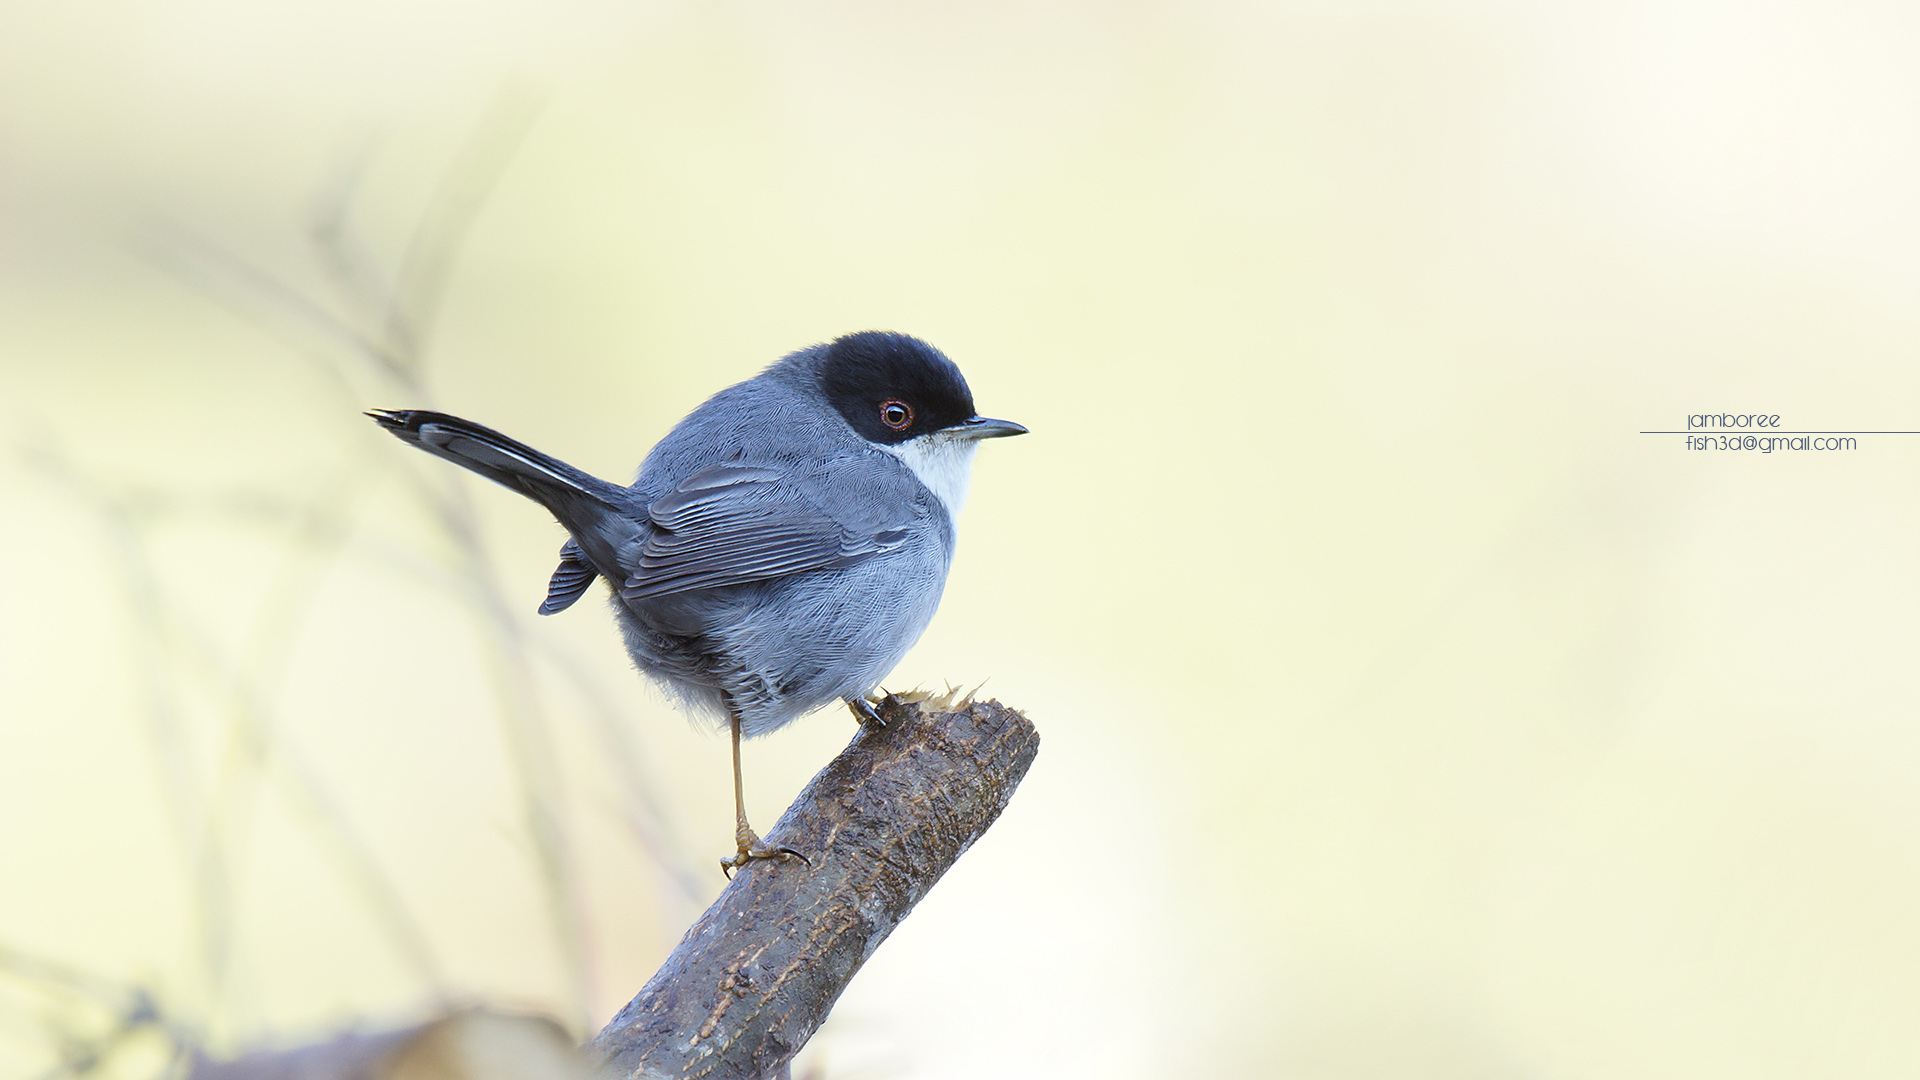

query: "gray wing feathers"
left=539, top=538, right=598, bottom=615
left=623, top=462, right=910, bottom=600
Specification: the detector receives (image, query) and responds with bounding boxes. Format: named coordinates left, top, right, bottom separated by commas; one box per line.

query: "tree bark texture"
left=587, top=694, right=1040, bottom=1080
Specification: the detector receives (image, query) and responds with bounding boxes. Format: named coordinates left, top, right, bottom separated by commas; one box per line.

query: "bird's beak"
left=950, top=415, right=1029, bottom=440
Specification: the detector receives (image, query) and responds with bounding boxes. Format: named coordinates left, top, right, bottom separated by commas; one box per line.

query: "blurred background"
left=4, top=1, right=1920, bottom=1077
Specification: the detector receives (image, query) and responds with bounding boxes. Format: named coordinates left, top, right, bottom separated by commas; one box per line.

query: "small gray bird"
left=369, top=331, right=1025, bottom=874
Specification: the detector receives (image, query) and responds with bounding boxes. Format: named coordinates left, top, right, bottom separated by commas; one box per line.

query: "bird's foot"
left=848, top=695, right=888, bottom=730
left=719, top=827, right=810, bottom=879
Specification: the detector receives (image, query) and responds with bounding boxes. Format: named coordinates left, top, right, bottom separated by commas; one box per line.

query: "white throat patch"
left=883, top=431, right=981, bottom=522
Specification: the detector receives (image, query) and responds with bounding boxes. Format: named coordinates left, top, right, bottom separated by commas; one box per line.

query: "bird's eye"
left=879, top=400, right=913, bottom=430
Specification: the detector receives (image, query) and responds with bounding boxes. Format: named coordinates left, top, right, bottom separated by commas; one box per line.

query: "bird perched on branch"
left=370, top=331, right=1025, bottom=874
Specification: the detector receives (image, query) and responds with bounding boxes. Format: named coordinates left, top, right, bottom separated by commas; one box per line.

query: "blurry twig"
left=530, top=638, right=710, bottom=913
left=137, top=84, right=648, bottom=1035
left=195, top=475, right=453, bottom=1013
left=29, top=461, right=709, bottom=927
left=14, top=439, right=448, bottom=1036
left=376, top=86, right=545, bottom=371
left=14, top=437, right=215, bottom=1024
left=11, top=86, right=705, bottom=1070
left=0, top=942, right=191, bottom=1080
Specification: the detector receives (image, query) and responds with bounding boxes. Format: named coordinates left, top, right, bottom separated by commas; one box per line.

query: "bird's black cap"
left=818, top=331, right=978, bottom=446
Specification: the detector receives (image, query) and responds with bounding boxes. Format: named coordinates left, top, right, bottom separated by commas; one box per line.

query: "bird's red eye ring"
left=879, top=400, right=913, bottom=430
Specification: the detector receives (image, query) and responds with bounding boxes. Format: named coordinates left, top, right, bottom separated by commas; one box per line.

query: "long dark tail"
left=368, top=409, right=634, bottom=611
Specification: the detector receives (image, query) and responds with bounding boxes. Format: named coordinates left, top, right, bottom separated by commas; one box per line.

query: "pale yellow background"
left=3, top=2, right=1919, bottom=1078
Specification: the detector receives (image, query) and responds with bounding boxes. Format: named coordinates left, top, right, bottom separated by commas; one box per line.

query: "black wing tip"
left=366, top=408, right=416, bottom=432
left=367, top=408, right=463, bottom=441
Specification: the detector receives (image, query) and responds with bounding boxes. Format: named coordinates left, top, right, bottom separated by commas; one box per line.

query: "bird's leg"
left=847, top=695, right=887, bottom=730
left=719, top=709, right=809, bottom=878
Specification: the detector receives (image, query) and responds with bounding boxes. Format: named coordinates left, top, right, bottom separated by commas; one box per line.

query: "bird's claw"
left=848, top=695, right=887, bottom=730
left=720, top=830, right=811, bottom=879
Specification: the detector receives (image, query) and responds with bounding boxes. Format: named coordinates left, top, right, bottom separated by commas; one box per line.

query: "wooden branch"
left=587, top=694, right=1041, bottom=1080
left=182, top=695, right=1037, bottom=1080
